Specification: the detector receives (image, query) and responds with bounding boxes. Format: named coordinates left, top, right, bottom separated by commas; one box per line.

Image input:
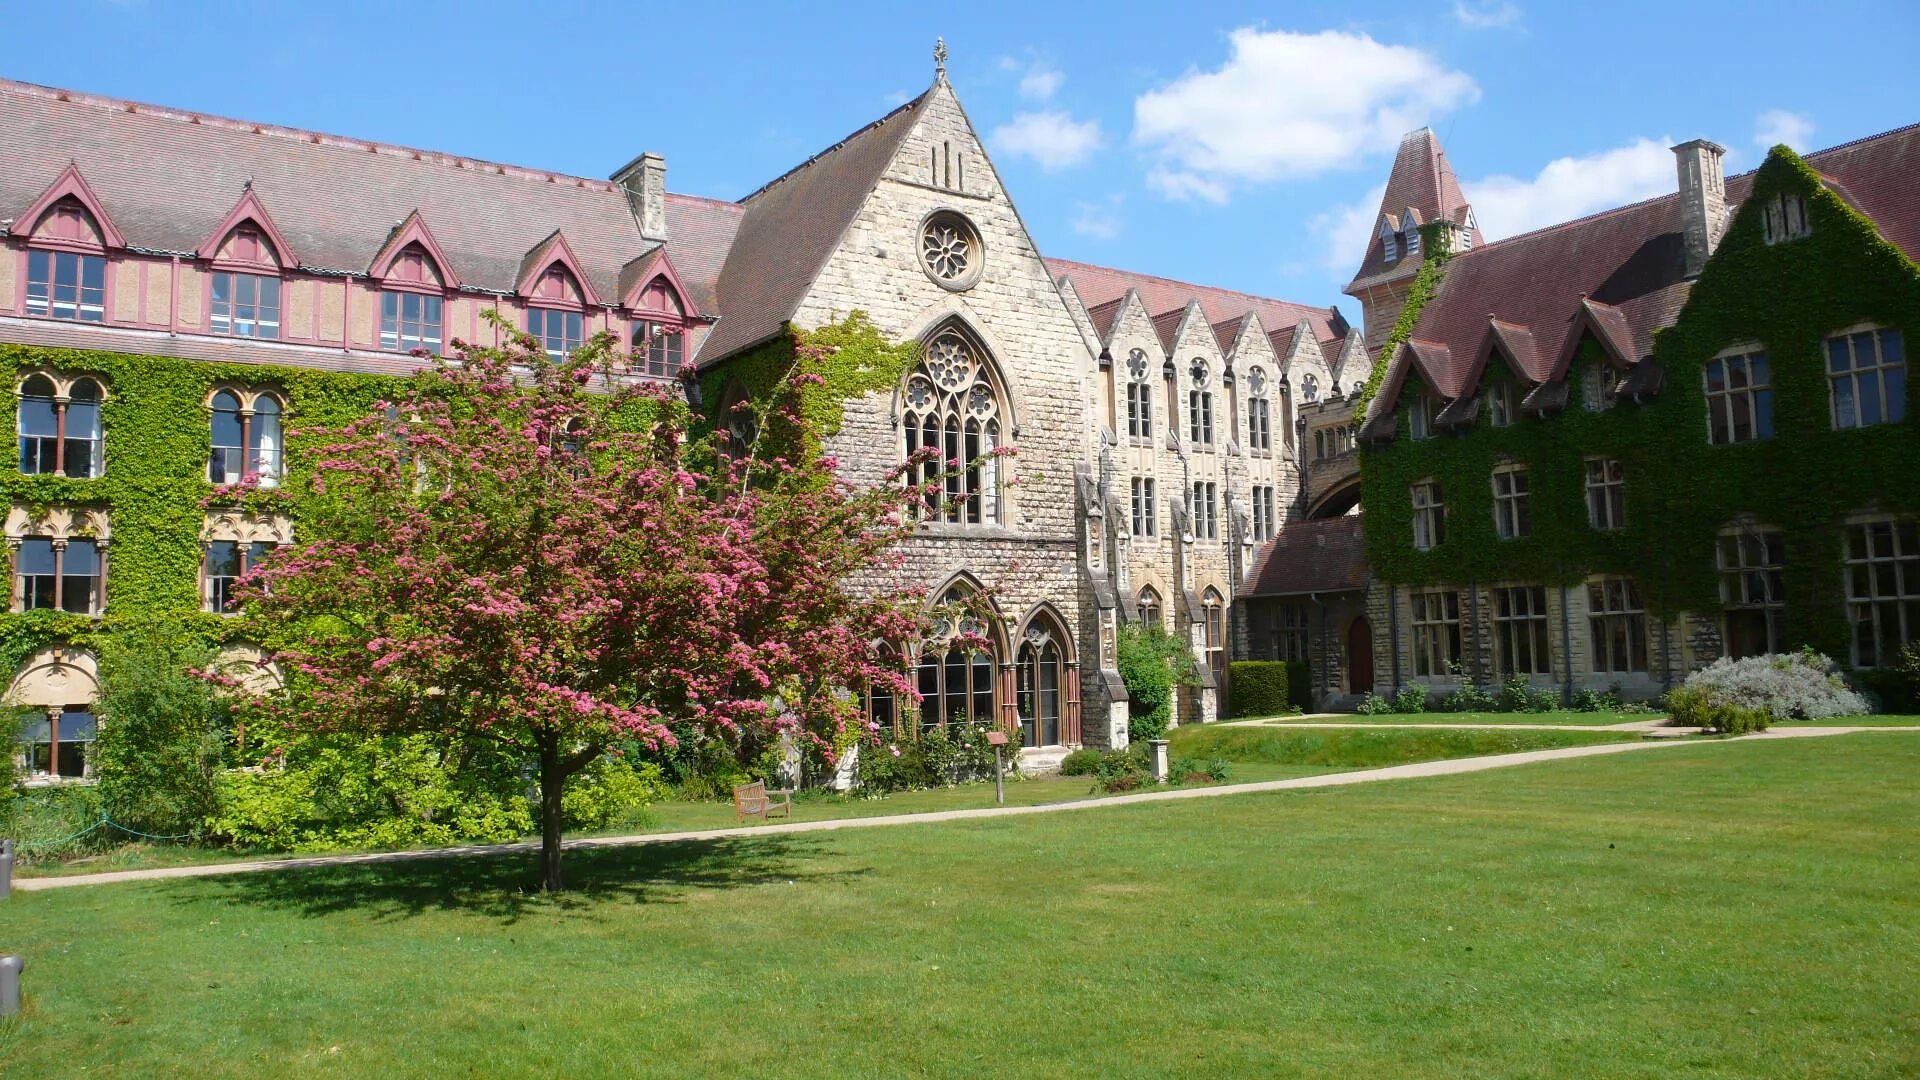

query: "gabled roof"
left=195, top=186, right=297, bottom=267
left=13, top=161, right=125, bottom=249
left=515, top=229, right=601, bottom=306
left=368, top=211, right=462, bottom=289
left=1361, top=121, right=1920, bottom=440
left=698, top=90, right=932, bottom=362
left=1241, top=514, right=1369, bottom=598
left=1085, top=296, right=1128, bottom=342
left=1049, top=257, right=1346, bottom=345
left=1150, top=306, right=1190, bottom=353
left=0, top=78, right=741, bottom=310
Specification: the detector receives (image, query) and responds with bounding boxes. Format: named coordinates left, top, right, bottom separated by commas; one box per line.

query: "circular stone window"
left=920, top=211, right=984, bottom=291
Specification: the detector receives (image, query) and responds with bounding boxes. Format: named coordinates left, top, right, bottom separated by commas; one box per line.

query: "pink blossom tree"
left=244, top=321, right=929, bottom=891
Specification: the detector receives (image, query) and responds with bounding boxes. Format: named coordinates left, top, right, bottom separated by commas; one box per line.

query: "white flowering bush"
left=1674, top=649, right=1869, bottom=726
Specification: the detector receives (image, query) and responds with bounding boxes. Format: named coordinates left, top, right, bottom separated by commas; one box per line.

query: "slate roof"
left=0, top=79, right=747, bottom=314
left=1361, top=122, right=1920, bottom=440
left=1241, top=514, right=1370, bottom=598
left=698, top=92, right=931, bottom=362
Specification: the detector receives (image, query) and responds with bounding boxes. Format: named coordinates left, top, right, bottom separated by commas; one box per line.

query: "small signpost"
left=1149, top=739, right=1170, bottom=784
left=0, top=953, right=20, bottom=1018
left=985, top=730, right=1008, bottom=805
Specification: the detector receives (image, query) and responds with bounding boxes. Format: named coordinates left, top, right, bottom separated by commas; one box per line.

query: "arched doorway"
left=1015, top=606, right=1081, bottom=748
left=1346, top=616, right=1374, bottom=695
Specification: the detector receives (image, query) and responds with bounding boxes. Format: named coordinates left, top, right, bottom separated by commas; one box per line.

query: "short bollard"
left=0, top=953, right=21, bottom=1017
left=0, top=838, right=13, bottom=901
left=985, top=730, right=1009, bottom=805
left=1149, top=738, right=1170, bottom=784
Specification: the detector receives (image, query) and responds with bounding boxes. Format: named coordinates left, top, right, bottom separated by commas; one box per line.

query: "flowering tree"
left=245, top=320, right=927, bottom=891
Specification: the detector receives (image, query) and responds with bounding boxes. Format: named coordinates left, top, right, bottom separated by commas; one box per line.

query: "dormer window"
left=211, top=266, right=281, bottom=339
left=1407, top=393, right=1434, bottom=441
left=1404, top=225, right=1422, bottom=258
left=1484, top=383, right=1513, bottom=428
left=1761, top=192, right=1811, bottom=245
left=631, top=277, right=687, bottom=379
left=526, top=266, right=586, bottom=361
left=1380, top=218, right=1400, bottom=264
left=25, top=199, right=107, bottom=323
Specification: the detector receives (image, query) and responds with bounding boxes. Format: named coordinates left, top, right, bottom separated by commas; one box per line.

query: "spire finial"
left=933, top=36, right=948, bottom=78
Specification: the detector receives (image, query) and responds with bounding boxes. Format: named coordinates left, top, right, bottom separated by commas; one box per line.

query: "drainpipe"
left=1309, top=591, right=1329, bottom=706
left=1387, top=585, right=1402, bottom=690
left=342, top=274, right=353, bottom=352
left=167, top=255, right=179, bottom=335
left=1559, top=584, right=1575, bottom=705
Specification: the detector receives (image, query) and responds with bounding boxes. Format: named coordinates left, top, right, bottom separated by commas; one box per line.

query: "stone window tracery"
left=1188, top=359, right=1214, bottom=447
left=1246, top=367, right=1271, bottom=452
left=920, top=211, right=982, bottom=291
left=903, top=330, right=1003, bottom=526
left=6, top=506, right=108, bottom=616
left=1125, top=349, right=1153, bottom=443
left=17, top=372, right=104, bottom=479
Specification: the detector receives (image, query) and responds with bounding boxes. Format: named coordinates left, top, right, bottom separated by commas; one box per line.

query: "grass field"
left=5, top=732, right=1916, bottom=1077
left=1263, top=709, right=1654, bottom=726
left=1168, top=723, right=1639, bottom=765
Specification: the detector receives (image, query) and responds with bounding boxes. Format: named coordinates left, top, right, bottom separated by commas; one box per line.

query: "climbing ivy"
left=1359, top=146, right=1920, bottom=661
left=0, top=343, right=396, bottom=679
left=1352, top=220, right=1455, bottom=414
left=693, top=312, right=920, bottom=459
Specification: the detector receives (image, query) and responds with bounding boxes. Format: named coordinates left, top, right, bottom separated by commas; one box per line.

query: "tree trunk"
left=539, top=742, right=566, bottom=893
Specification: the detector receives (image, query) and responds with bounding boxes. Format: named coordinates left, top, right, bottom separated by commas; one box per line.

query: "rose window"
left=919, top=212, right=983, bottom=290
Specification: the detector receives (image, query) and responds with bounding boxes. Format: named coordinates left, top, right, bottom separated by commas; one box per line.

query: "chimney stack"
left=611, top=152, right=668, bottom=243
left=1672, top=139, right=1728, bottom=277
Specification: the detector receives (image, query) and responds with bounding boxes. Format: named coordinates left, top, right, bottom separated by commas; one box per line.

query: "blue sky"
left=14, top=0, right=1917, bottom=318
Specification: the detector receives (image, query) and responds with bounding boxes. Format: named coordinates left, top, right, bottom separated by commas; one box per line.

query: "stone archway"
left=7, top=646, right=101, bottom=779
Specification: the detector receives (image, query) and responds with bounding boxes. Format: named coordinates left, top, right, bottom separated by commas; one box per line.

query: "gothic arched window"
left=1188, top=359, right=1214, bottom=447
left=1137, top=585, right=1163, bottom=629
left=1203, top=586, right=1227, bottom=686
left=1246, top=367, right=1271, bottom=453
left=903, top=329, right=1004, bottom=526
left=1125, top=348, right=1153, bottom=443
left=917, top=583, right=999, bottom=732
left=209, top=387, right=284, bottom=488
left=1017, top=619, right=1065, bottom=748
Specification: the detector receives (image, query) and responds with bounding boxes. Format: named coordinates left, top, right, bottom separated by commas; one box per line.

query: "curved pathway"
left=13, top=725, right=1906, bottom=892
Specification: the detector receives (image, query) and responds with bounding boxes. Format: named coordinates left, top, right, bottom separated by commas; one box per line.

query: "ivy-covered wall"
left=1352, top=220, right=1455, bottom=414
left=0, top=343, right=396, bottom=679
left=1359, top=147, right=1920, bottom=661
left=691, top=312, right=920, bottom=460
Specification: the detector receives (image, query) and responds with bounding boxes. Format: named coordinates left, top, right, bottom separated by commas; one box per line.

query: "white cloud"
left=1072, top=196, right=1125, bottom=239
left=1133, top=27, right=1479, bottom=202
left=992, top=111, right=1104, bottom=171
left=1309, top=183, right=1388, bottom=271
left=1468, top=137, right=1674, bottom=240
left=1755, top=109, right=1814, bottom=150
left=999, top=55, right=1065, bottom=101
left=1307, top=136, right=1679, bottom=273
left=1452, top=1, right=1522, bottom=29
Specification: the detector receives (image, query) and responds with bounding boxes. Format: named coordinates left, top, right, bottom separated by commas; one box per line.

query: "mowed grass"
left=6, top=734, right=1918, bottom=1078
left=1169, top=721, right=1641, bottom=765
left=1264, top=709, right=1653, bottom=726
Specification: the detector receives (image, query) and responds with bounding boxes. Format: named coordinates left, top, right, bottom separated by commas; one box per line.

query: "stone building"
left=0, top=53, right=1366, bottom=778
left=1242, top=119, right=1920, bottom=707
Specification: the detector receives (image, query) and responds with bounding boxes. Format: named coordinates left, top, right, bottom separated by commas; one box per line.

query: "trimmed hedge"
left=1228, top=661, right=1292, bottom=718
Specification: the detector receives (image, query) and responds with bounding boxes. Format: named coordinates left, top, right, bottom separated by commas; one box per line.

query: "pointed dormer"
left=1345, top=128, right=1479, bottom=359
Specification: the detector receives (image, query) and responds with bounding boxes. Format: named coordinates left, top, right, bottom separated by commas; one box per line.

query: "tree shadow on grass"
left=165, top=835, right=862, bottom=924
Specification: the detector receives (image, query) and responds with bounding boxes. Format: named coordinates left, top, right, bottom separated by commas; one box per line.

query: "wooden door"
left=1347, top=616, right=1374, bottom=695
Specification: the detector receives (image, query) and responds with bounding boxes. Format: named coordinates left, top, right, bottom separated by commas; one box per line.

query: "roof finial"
left=242, top=176, right=253, bottom=192
left=933, top=36, right=948, bottom=79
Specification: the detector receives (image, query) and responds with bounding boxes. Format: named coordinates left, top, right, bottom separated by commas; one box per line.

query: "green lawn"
left=1262, top=708, right=1656, bottom=726
left=1170, top=722, right=1641, bottom=765
left=7, top=733, right=1916, bottom=1077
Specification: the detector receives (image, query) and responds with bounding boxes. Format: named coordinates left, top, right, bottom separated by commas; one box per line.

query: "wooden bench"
left=733, top=780, right=793, bottom=822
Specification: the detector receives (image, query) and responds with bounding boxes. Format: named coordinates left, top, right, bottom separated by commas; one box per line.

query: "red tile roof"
left=1364, top=122, right=1920, bottom=437
left=1241, top=514, right=1370, bottom=598
left=1048, top=257, right=1346, bottom=347
left=1347, top=128, right=1481, bottom=291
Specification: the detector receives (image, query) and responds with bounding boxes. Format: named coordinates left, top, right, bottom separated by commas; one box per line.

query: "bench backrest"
left=733, top=780, right=768, bottom=813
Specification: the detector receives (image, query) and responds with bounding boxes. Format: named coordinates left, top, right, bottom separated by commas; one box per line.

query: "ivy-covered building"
left=1240, top=120, right=1920, bottom=705
left=0, top=51, right=1368, bottom=777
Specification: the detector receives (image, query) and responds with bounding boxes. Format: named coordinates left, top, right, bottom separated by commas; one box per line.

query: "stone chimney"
left=611, top=152, right=668, bottom=243
left=1672, top=139, right=1728, bottom=277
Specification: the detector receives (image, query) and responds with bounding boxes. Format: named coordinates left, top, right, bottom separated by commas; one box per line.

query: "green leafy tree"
left=1117, top=624, right=1198, bottom=742
left=92, top=627, right=232, bottom=837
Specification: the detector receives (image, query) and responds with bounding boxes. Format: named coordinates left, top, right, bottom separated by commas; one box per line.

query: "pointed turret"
left=1344, top=128, right=1479, bottom=358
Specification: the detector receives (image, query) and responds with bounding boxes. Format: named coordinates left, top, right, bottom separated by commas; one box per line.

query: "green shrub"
left=1058, top=748, right=1103, bottom=777
left=1118, top=625, right=1197, bottom=742
left=1356, top=692, right=1395, bottom=715
left=207, top=734, right=532, bottom=852
left=853, top=724, right=1004, bottom=795
left=1665, top=685, right=1770, bottom=735
left=561, top=752, right=668, bottom=830
left=1884, top=644, right=1920, bottom=712
left=1393, top=685, right=1428, bottom=713
left=1091, top=746, right=1151, bottom=792
left=1571, top=688, right=1619, bottom=713
left=1496, top=675, right=1557, bottom=714
left=91, top=629, right=234, bottom=839
left=1228, top=661, right=1292, bottom=718
left=0, top=783, right=110, bottom=862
